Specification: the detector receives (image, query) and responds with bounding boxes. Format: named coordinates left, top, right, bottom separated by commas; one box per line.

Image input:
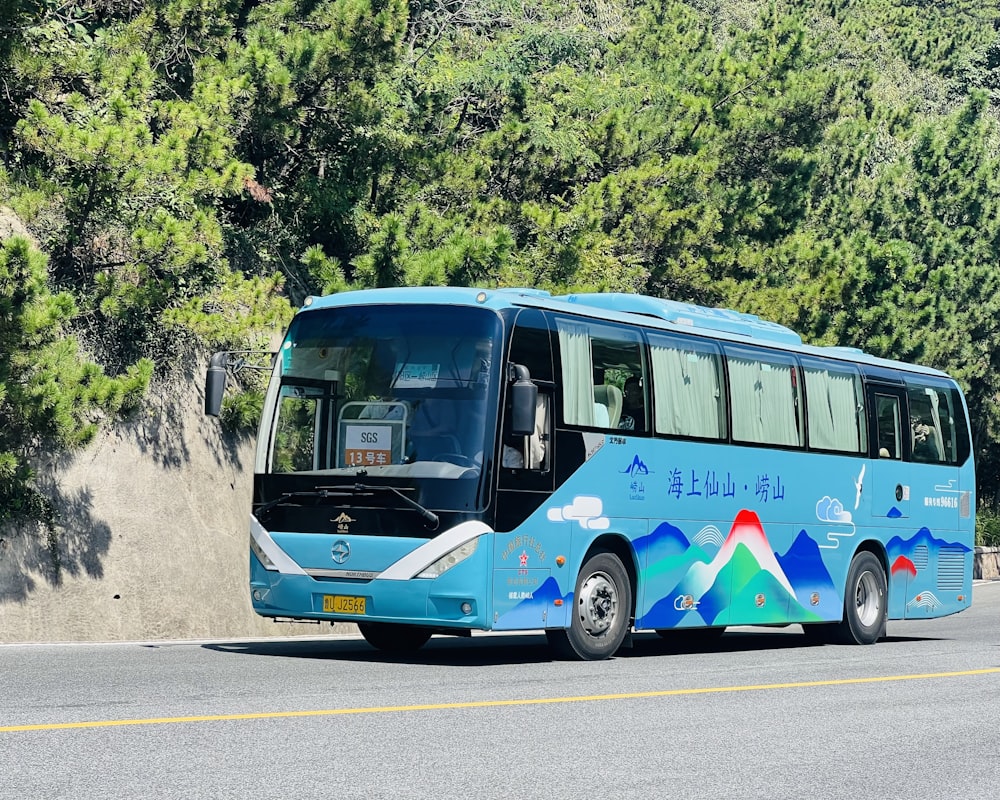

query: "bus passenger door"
left=868, top=387, right=910, bottom=519
left=492, top=307, right=557, bottom=630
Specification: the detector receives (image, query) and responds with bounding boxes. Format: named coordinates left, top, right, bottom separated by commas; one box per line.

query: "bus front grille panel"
left=936, top=547, right=965, bottom=591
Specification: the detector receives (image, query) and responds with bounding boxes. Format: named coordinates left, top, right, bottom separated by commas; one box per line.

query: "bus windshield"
left=259, top=303, right=502, bottom=489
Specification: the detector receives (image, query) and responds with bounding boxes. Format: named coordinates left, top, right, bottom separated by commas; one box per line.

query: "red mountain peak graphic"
left=710, top=509, right=796, bottom=596
left=891, top=555, right=917, bottom=577
left=725, top=509, right=769, bottom=550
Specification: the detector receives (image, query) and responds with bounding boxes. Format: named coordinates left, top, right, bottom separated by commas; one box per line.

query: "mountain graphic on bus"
left=775, top=529, right=841, bottom=617
left=634, top=521, right=713, bottom=590
left=496, top=517, right=970, bottom=633
left=886, top=526, right=971, bottom=561
left=637, top=510, right=829, bottom=628
left=884, top=527, right=971, bottom=613
left=885, top=525, right=971, bottom=593
left=891, top=556, right=917, bottom=577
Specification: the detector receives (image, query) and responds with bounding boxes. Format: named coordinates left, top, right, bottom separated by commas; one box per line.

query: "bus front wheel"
left=546, top=551, right=632, bottom=661
left=358, top=622, right=433, bottom=653
left=837, top=551, right=887, bottom=645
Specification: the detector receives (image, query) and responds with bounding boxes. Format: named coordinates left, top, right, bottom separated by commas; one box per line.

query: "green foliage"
left=222, top=0, right=409, bottom=299
left=5, top=0, right=1000, bottom=521
left=0, top=236, right=153, bottom=525
left=8, top=7, right=258, bottom=371
left=164, top=269, right=293, bottom=349
left=219, top=389, right=265, bottom=435
left=976, top=505, right=1000, bottom=548
left=789, top=0, right=1000, bottom=81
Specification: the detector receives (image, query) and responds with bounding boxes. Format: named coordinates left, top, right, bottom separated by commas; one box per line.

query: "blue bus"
left=205, top=287, right=975, bottom=660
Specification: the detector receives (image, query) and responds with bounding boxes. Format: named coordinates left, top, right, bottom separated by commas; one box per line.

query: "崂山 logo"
left=333, top=512, right=354, bottom=525
left=331, top=540, right=351, bottom=564
left=332, top=512, right=356, bottom=534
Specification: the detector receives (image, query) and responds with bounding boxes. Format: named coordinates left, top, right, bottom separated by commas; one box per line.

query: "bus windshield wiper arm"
left=254, top=489, right=343, bottom=516
left=353, top=483, right=440, bottom=530
left=256, top=483, right=439, bottom=529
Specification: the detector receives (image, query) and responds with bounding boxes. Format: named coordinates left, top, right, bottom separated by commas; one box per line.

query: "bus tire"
left=546, top=551, right=632, bottom=661
left=358, top=622, right=433, bottom=653
left=836, top=551, right=887, bottom=645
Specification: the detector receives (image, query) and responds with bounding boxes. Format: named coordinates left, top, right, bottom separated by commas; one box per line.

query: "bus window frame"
left=868, top=385, right=909, bottom=462
left=902, top=375, right=971, bottom=467
left=549, top=312, right=644, bottom=433
left=497, top=308, right=555, bottom=492
left=799, top=356, right=867, bottom=456
left=645, top=329, right=726, bottom=442
left=722, top=343, right=805, bottom=450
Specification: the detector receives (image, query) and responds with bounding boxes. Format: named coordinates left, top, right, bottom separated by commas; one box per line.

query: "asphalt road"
left=2, top=583, right=999, bottom=800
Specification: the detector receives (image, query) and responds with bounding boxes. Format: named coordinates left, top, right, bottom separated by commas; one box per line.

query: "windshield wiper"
left=351, top=482, right=440, bottom=530
left=256, top=482, right=440, bottom=530
left=329, top=471, right=439, bottom=529
left=254, top=489, right=342, bottom=517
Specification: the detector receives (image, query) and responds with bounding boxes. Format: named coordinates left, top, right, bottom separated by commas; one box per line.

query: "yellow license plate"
left=323, top=595, right=366, bottom=615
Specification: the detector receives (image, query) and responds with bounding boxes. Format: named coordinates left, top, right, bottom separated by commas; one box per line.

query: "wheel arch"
left=853, top=539, right=890, bottom=599
left=581, top=533, right=638, bottom=620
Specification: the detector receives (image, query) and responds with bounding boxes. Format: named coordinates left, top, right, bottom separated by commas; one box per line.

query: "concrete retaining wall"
left=975, top=547, right=1000, bottom=581
left=0, top=377, right=347, bottom=644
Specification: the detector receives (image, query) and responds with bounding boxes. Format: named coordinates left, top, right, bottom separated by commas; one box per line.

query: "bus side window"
left=906, top=382, right=951, bottom=464
left=505, top=308, right=553, bottom=472
left=874, top=394, right=902, bottom=459
left=648, top=334, right=724, bottom=439
left=724, top=346, right=803, bottom=448
left=554, top=315, right=642, bottom=431
left=801, top=360, right=866, bottom=454
left=502, top=393, right=550, bottom=471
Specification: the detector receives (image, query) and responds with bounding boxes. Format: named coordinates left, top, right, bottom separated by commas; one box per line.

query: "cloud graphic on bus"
left=816, top=496, right=852, bottom=524
left=547, top=496, right=610, bottom=530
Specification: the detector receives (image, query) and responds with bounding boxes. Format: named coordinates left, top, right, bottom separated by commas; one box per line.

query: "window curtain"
left=650, top=343, right=723, bottom=438
left=729, top=356, right=799, bottom=446
left=805, top=367, right=863, bottom=452
left=557, top=320, right=595, bottom=426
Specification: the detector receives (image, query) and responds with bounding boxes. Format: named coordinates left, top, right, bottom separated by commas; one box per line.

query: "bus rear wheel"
left=358, top=622, right=433, bottom=653
left=546, top=551, right=632, bottom=661
left=836, top=551, right=887, bottom=645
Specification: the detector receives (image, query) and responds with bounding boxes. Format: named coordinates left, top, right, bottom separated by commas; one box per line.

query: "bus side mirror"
left=510, top=363, right=538, bottom=436
left=204, top=350, right=275, bottom=418
left=205, top=352, right=229, bottom=417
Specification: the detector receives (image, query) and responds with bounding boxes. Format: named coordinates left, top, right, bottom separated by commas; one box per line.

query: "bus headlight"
left=250, top=535, right=277, bottom=570
left=417, top=538, right=479, bottom=579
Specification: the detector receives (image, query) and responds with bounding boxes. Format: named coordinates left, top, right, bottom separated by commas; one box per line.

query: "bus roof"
left=558, top=292, right=803, bottom=345
left=298, top=287, right=951, bottom=380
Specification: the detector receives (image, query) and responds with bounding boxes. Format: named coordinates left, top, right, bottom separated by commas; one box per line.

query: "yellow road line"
left=3, top=667, right=998, bottom=733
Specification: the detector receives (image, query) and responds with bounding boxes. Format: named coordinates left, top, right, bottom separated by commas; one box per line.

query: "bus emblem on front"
left=332, top=512, right=356, bottom=534
left=331, top=540, right=351, bottom=564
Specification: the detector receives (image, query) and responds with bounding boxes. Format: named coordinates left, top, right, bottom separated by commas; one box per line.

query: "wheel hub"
left=577, top=571, right=618, bottom=635
left=854, top=570, right=881, bottom=627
